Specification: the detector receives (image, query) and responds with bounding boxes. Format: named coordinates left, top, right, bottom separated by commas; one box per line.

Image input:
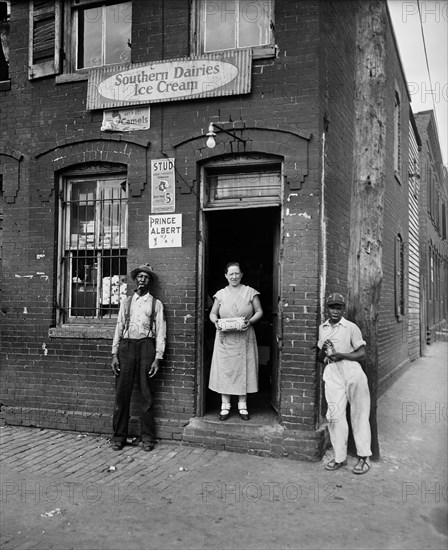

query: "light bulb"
left=206, top=135, right=216, bottom=148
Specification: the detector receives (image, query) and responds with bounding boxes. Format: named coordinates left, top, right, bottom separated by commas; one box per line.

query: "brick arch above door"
left=171, top=126, right=312, bottom=193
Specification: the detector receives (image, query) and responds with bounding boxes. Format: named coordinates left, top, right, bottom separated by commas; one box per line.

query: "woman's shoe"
left=219, top=403, right=231, bottom=421
left=238, top=404, right=250, bottom=420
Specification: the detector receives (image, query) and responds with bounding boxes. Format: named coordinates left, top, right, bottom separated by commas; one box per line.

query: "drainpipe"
left=319, top=131, right=327, bottom=324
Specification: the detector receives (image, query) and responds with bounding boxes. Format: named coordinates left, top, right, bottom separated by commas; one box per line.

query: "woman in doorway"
left=209, top=261, right=263, bottom=421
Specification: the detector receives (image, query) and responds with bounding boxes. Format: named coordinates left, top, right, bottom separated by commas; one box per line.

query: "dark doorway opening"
left=202, top=206, right=279, bottom=421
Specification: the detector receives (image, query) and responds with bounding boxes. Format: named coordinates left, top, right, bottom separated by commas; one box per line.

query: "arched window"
left=57, top=164, right=128, bottom=323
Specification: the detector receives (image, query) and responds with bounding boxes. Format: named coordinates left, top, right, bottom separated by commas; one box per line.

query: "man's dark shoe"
left=111, top=442, right=123, bottom=451
left=142, top=442, right=155, bottom=452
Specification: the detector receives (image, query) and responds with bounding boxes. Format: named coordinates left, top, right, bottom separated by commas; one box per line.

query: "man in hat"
left=110, top=263, right=166, bottom=452
left=317, top=293, right=372, bottom=474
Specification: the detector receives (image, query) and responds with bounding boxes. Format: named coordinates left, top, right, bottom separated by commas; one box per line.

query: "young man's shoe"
left=353, top=457, right=370, bottom=474
left=325, top=459, right=347, bottom=471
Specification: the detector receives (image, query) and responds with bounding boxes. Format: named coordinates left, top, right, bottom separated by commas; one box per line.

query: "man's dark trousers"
left=112, top=338, right=156, bottom=445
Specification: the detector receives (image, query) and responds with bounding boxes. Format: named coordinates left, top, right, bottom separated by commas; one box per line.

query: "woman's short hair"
left=225, top=261, right=242, bottom=273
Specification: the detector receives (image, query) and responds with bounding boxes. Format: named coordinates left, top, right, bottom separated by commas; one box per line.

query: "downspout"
left=319, top=131, right=327, bottom=323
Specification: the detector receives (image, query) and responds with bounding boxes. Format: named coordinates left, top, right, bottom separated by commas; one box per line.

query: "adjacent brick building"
left=0, top=0, right=422, bottom=460
left=415, top=110, right=448, bottom=348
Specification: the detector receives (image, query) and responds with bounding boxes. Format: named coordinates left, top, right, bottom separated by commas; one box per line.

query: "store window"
left=194, top=0, right=274, bottom=56
left=72, top=1, right=132, bottom=70
left=58, top=171, right=128, bottom=322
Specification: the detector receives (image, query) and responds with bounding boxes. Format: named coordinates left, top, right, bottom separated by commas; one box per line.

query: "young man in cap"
left=110, top=263, right=166, bottom=452
left=317, top=293, right=372, bottom=474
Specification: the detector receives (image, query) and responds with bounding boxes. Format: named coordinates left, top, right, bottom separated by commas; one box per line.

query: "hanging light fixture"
left=205, top=122, right=247, bottom=149
left=206, top=123, right=216, bottom=149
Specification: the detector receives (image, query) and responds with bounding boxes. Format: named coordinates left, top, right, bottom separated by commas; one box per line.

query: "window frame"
left=62, top=0, right=132, bottom=75
left=393, top=89, right=402, bottom=182
left=56, top=166, right=129, bottom=327
left=395, top=233, right=407, bottom=320
left=191, top=0, right=276, bottom=59
left=202, top=155, right=283, bottom=211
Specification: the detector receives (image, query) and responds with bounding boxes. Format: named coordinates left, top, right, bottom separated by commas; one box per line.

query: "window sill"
left=0, top=80, right=11, bottom=91
left=198, top=45, right=277, bottom=60
left=49, top=325, right=115, bottom=339
left=55, top=73, right=88, bottom=85
left=252, top=45, right=277, bottom=60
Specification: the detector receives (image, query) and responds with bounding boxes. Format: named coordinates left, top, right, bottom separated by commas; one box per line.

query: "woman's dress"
left=208, top=284, right=259, bottom=395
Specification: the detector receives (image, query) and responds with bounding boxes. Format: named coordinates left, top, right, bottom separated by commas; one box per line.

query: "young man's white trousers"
left=323, top=361, right=372, bottom=463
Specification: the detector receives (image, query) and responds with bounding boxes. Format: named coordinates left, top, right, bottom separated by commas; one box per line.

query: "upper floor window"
left=0, top=1, right=10, bottom=83
left=28, top=1, right=132, bottom=79
left=394, top=90, right=402, bottom=178
left=58, top=168, right=128, bottom=323
left=74, top=1, right=132, bottom=70
left=195, top=0, right=274, bottom=55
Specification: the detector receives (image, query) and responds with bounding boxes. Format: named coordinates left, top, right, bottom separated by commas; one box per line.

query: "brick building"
left=415, top=110, right=448, bottom=348
left=0, top=0, right=418, bottom=460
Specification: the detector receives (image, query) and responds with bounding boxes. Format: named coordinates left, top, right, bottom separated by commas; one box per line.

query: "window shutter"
left=28, top=0, right=61, bottom=79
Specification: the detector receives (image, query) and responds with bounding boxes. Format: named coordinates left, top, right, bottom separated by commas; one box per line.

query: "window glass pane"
left=79, top=7, right=103, bottom=68
left=203, top=0, right=272, bottom=52
left=77, top=2, right=132, bottom=69
left=207, top=168, right=281, bottom=207
left=69, top=181, right=96, bottom=249
left=99, top=180, right=128, bottom=248
left=238, top=0, right=271, bottom=48
left=205, top=0, right=236, bottom=52
left=105, top=2, right=132, bottom=65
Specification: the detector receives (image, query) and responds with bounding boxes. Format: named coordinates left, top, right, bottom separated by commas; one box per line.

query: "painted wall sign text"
left=87, top=50, right=252, bottom=110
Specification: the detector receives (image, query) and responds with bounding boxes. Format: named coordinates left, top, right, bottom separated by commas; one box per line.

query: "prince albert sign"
left=87, top=49, right=252, bottom=110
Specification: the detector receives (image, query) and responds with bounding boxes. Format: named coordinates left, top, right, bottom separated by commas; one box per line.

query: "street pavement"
left=0, top=342, right=447, bottom=550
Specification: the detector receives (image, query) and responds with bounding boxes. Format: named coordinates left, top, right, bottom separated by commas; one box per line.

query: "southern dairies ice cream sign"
left=87, top=50, right=252, bottom=110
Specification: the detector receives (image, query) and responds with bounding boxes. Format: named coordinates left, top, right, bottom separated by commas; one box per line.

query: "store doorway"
left=202, top=206, right=280, bottom=420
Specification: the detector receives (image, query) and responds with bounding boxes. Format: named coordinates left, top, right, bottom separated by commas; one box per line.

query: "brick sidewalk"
left=1, top=343, right=446, bottom=550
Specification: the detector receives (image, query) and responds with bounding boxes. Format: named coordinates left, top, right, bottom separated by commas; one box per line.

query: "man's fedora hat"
left=130, top=263, right=155, bottom=281
left=326, top=292, right=346, bottom=306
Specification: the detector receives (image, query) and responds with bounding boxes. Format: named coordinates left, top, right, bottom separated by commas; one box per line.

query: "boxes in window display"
left=100, top=225, right=126, bottom=248
left=70, top=234, right=95, bottom=248
left=102, top=276, right=127, bottom=305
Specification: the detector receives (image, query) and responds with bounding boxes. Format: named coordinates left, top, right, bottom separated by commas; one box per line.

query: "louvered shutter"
left=28, top=0, right=61, bottom=79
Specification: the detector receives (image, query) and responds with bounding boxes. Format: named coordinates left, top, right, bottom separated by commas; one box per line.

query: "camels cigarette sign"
left=87, top=50, right=252, bottom=110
